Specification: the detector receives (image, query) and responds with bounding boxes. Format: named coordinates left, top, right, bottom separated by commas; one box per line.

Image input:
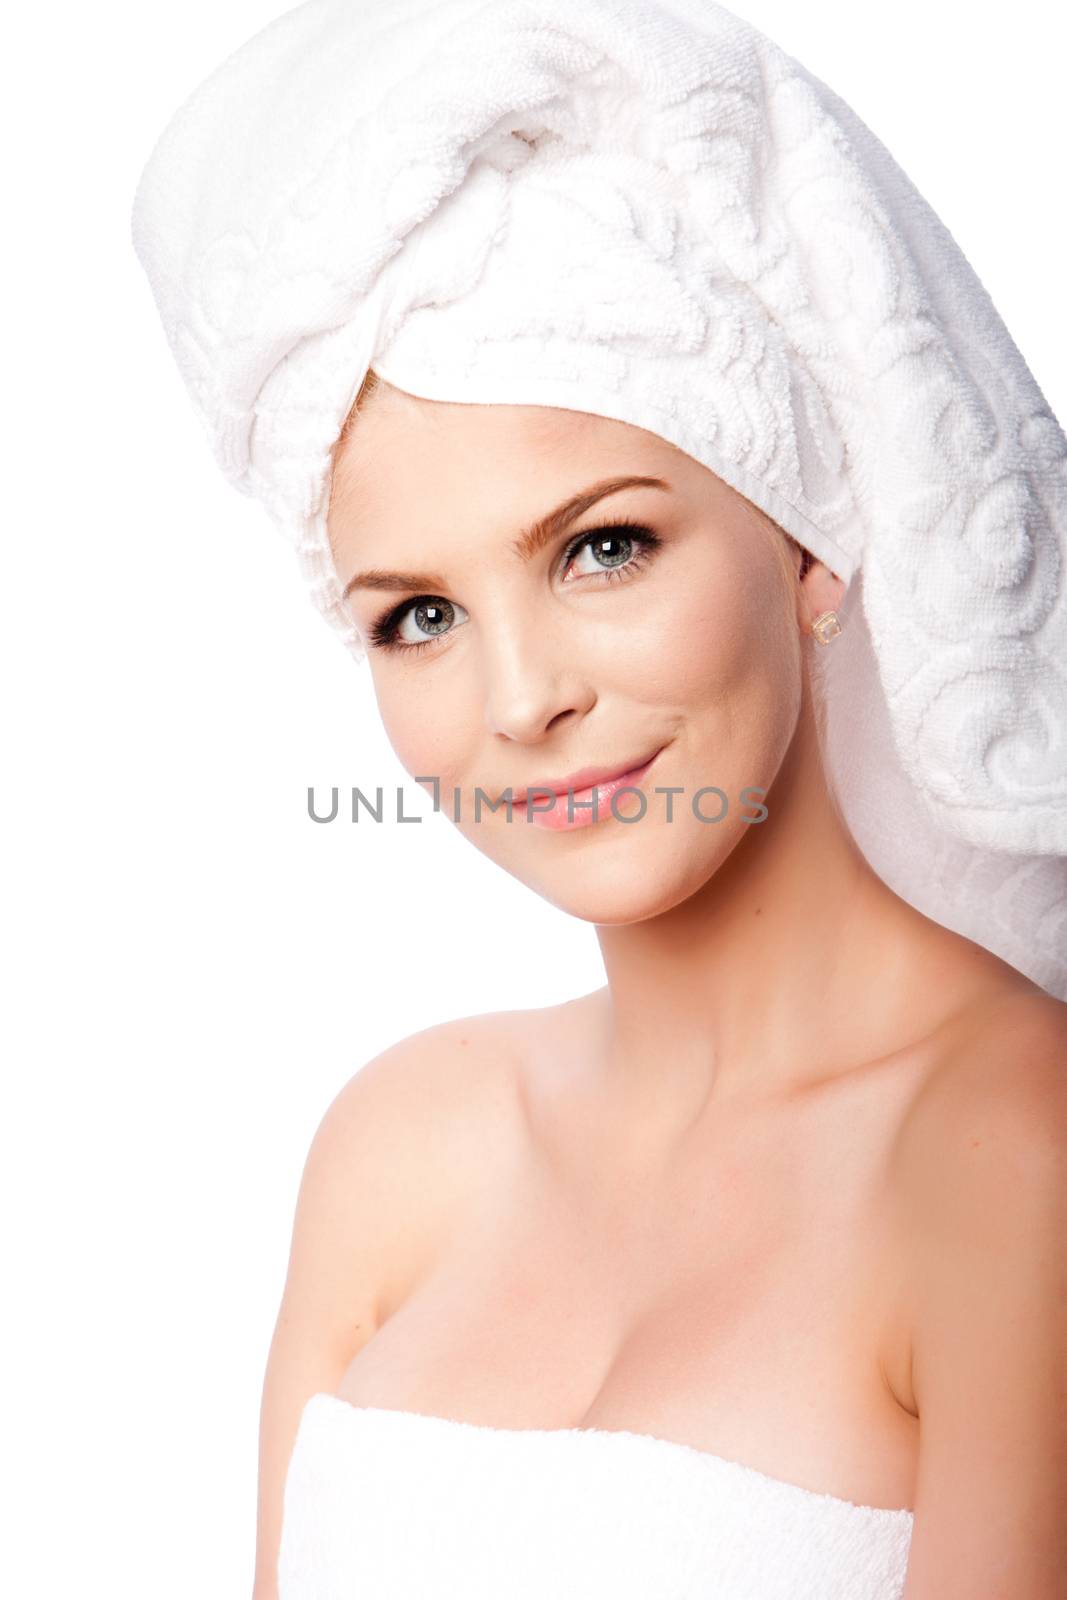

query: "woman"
left=131, top=1, right=1067, bottom=1596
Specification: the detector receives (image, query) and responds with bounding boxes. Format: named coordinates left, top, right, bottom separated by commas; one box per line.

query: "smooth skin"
left=252, top=382, right=1067, bottom=1599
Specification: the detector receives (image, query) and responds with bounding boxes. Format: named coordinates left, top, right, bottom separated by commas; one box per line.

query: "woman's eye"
left=561, top=522, right=660, bottom=582
left=366, top=521, right=660, bottom=655
left=370, top=596, right=470, bottom=653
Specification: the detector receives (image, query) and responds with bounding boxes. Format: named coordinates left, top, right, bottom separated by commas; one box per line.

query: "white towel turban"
left=131, top=0, right=1067, bottom=999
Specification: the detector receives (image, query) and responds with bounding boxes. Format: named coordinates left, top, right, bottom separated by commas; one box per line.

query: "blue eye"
left=368, top=521, right=662, bottom=655
left=561, top=521, right=660, bottom=582
left=368, top=594, right=469, bottom=654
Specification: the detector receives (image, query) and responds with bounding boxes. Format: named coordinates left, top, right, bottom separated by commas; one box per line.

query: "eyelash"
left=367, top=521, right=663, bottom=655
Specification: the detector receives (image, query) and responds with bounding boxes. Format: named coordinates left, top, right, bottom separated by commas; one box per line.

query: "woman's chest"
left=335, top=1060, right=921, bottom=1511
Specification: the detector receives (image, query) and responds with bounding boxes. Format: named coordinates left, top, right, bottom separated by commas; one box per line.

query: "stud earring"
left=810, top=610, right=842, bottom=645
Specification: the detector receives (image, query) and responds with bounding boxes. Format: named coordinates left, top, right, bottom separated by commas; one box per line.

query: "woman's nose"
left=479, top=617, right=595, bottom=743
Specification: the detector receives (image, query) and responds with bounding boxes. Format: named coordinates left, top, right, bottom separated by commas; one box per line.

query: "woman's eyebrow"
left=340, top=474, right=670, bottom=600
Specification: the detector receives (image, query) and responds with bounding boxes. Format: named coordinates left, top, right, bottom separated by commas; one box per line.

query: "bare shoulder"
left=880, top=987, right=1067, bottom=1586
left=892, top=983, right=1067, bottom=1182
left=273, top=1004, right=549, bottom=1365
left=322, top=1007, right=537, bottom=1242
left=251, top=1009, right=539, bottom=1598
left=886, top=983, right=1067, bottom=1373
left=296, top=996, right=586, bottom=1307
left=873, top=983, right=1065, bottom=1414
left=327, top=1007, right=532, bottom=1160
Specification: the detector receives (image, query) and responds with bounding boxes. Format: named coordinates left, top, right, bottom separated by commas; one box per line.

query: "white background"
left=3, top=2, right=1064, bottom=1594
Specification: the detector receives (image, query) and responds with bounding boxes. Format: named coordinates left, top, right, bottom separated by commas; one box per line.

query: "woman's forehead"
left=345, top=387, right=646, bottom=449
left=329, top=395, right=681, bottom=526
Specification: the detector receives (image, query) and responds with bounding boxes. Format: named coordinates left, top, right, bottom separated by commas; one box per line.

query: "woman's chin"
left=530, top=851, right=719, bottom=925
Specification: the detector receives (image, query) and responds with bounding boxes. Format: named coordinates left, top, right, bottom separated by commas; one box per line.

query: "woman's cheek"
left=375, top=680, right=470, bottom=792
left=645, top=582, right=751, bottom=704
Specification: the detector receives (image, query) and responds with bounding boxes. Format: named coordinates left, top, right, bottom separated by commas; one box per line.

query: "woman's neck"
left=591, top=694, right=982, bottom=1132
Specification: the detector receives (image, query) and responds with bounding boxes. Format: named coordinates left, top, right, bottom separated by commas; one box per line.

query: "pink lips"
left=517, top=748, right=664, bottom=832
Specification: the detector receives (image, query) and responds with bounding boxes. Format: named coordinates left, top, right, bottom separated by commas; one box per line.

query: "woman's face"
left=328, top=386, right=810, bottom=923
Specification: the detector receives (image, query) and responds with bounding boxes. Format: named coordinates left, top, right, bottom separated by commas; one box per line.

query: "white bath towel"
left=130, top=0, right=1067, bottom=997
left=277, top=1395, right=915, bottom=1598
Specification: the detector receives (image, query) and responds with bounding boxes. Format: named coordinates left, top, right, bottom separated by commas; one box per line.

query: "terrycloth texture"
left=277, top=1395, right=914, bottom=1598
left=130, top=0, right=1067, bottom=998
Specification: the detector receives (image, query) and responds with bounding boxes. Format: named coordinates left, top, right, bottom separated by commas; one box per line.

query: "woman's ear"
left=798, top=555, right=846, bottom=634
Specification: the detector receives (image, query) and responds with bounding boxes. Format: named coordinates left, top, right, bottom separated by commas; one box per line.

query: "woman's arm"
left=898, top=1018, right=1067, bottom=1598
left=251, top=1059, right=388, bottom=1600
left=250, top=1018, right=525, bottom=1599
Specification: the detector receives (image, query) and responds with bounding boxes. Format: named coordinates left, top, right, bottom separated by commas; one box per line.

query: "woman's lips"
left=519, top=747, right=664, bottom=832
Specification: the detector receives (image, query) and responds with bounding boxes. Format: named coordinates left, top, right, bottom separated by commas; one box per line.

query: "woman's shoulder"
left=298, top=1006, right=556, bottom=1320
left=350, top=993, right=601, bottom=1110
left=896, top=973, right=1067, bottom=1157
left=880, top=974, right=1066, bottom=1533
left=331, top=1005, right=541, bottom=1153
left=886, top=972, right=1067, bottom=1262
left=322, top=1000, right=575, bottom=1198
